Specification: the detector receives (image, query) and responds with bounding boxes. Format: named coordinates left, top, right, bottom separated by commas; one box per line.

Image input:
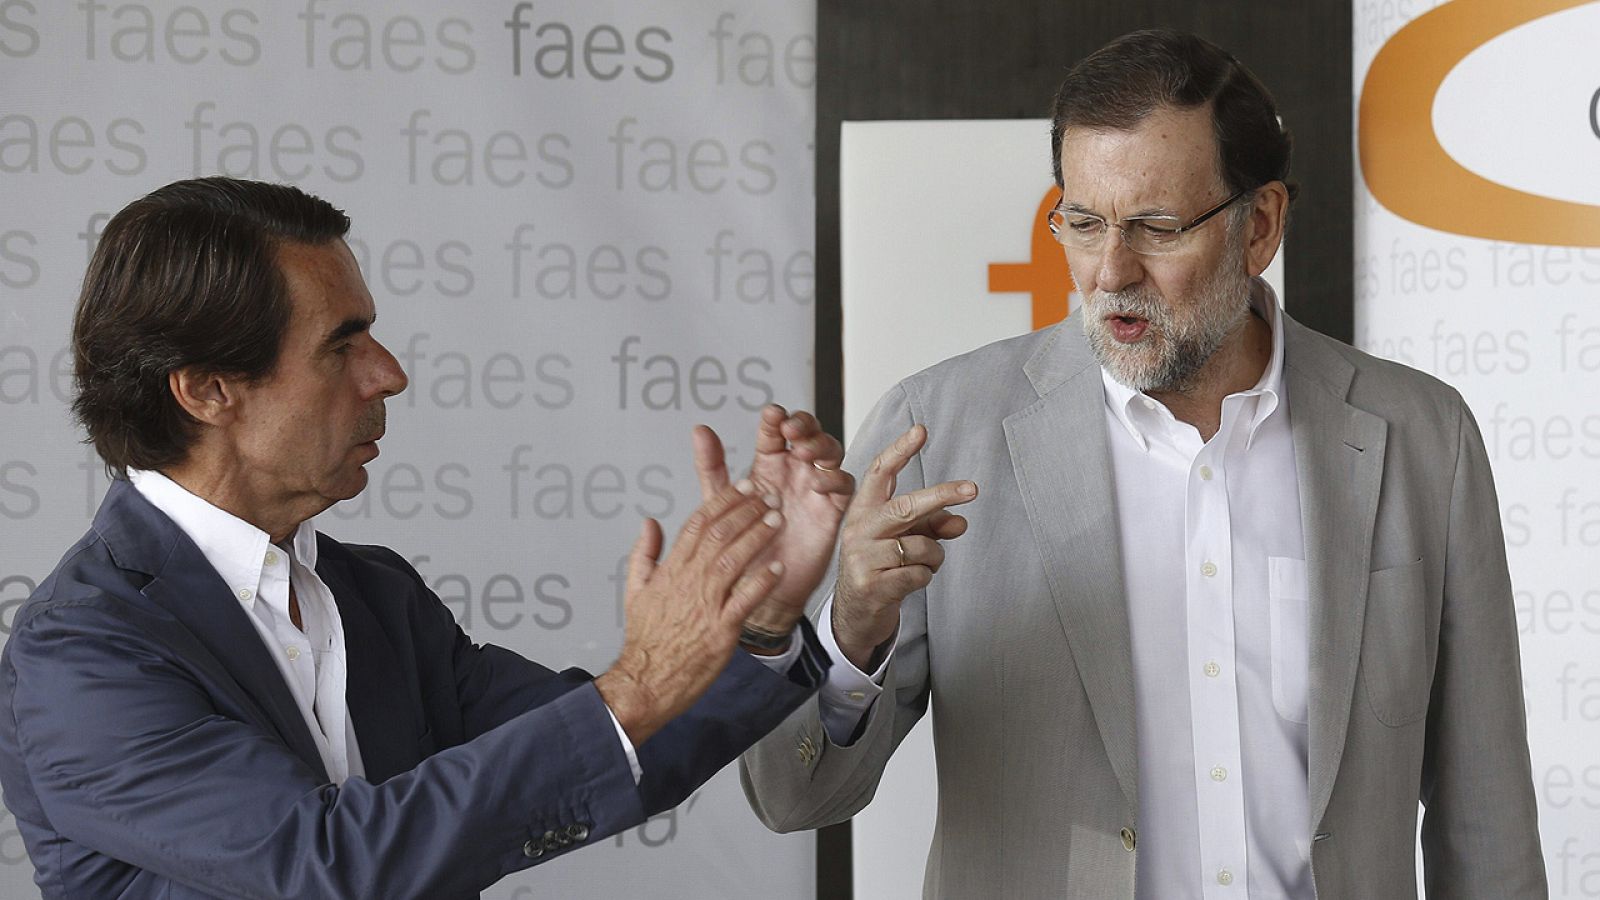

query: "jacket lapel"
left=1003, top=320, right=1140, bottom=810
left=317, top=547, right=424, bottom=782
left=96, top=481, right=330, bottom=779
left=1282, top=318, right=1389, bottom=828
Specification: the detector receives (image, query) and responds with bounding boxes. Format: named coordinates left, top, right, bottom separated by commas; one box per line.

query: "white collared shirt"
left=129, top=470, right=365, bottom=785
left=818, top=279, right=1312, bottom=898
left=129, top=470, right=805, bottom=788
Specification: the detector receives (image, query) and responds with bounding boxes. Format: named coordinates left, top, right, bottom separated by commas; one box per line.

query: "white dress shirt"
left=129, top=470, right=803, bottom=788
left=818, top=280, right=1313, bottom=898
left=129, top=470, right=366, bottom=785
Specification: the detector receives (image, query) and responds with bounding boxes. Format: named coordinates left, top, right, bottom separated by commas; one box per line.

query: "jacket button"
left=566, top=823, right=591, bottom=842
left=522, top=839, right=544, bottom=859
left=1120, top=827, right=1137, bottom=852
left=543, top=830, right=563, bottom=852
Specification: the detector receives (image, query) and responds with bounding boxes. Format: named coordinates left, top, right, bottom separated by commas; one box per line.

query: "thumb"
left=627, top=518, right=664, bottom=597
left=692, top=425, right=730, bottom=501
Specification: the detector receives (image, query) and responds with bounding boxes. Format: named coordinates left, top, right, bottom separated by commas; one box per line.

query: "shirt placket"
left=1184, top=404, right=1249, bottom=898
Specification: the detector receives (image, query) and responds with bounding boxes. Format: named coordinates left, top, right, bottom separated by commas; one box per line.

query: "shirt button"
left=846, top=691, right=867, bottom=702
left=237, top=588, right=253, bottom=602
left=264, top=551, right=279, bottom=566
left=1211, top=766, right=1228, bottom=782
left=286, top=646, right=301, bottom=661
left=1141, top=397, right=1157, bottom=410
left=1204, top=662, right=1221, bottom=678
left=1199, top=465, right=1213, bottom=481
left=1200, top=562, right=1218, bottom=578
left=1218, top=868, right=1234, bottom=885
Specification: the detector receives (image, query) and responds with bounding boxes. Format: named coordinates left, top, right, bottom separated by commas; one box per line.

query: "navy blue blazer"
left=0, top=480, right=827, bottom=899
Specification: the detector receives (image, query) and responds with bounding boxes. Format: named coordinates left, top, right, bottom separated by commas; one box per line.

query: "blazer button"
left=566, top=823, right=591, bottom=842
left=1120, top=827, right=1137, bottom=852
left=522, top=839, right=544, bottom=859
left=543, top=830, right=563, bottom=852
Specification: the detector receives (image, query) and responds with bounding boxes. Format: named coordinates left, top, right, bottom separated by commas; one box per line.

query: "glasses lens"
left=1048, top=210, right=1106, bottom=248
left=1123, top=218, right=1184, bottom=255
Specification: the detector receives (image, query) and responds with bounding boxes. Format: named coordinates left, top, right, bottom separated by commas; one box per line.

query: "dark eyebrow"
left=322, top=315, right=374, bottom=349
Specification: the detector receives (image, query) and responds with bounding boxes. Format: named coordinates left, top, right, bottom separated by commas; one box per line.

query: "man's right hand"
left=832, top=425, right=977, bottom=672
left=595, top=480, right=786, bottom=746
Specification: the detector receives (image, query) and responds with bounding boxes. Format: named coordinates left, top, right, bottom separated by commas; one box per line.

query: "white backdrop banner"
left=1355, top=1, right=1600, bottom=896
left=0, top=1, right=817, bottom=896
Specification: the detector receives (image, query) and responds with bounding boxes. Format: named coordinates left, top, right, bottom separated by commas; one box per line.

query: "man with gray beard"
left=741, top=28, right=1544, bottom=899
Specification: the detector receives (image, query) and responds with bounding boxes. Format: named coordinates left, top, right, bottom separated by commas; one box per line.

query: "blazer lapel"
left=1003, top=320, right=1139, bottom=810
left=96, top=482, right=330, bottom=779
left=317, top=549, right=424, bottom=782
left=1282, top=318, right=1389, bottom=829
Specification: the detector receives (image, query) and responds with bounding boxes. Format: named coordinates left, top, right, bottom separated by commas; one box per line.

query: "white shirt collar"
left=127, top=469, right=319, bottom=606
left=1100, top=276, right=1286, bottom=451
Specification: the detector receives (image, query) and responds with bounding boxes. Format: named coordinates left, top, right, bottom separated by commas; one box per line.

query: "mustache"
left=1085, top=287, right=1170, bottom=326
left=355, top=404, right=386, bottom=442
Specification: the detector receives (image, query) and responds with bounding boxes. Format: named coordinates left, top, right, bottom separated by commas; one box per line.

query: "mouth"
left=1104, top=313, right=1150, bottom=343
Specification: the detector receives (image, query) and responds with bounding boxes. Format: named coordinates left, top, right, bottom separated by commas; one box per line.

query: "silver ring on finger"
left=893, top=538, right=907, bottom=567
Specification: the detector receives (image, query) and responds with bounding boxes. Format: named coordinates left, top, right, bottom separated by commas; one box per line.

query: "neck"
left=1146, top=308, right=1272, bottom=442
left=161, top=460, right=310, bottom=544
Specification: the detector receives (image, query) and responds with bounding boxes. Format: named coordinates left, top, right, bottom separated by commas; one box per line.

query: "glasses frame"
left=1046, top=188, right=1250, bottom=255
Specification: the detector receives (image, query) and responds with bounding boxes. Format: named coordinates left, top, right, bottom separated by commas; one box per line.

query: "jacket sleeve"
left=1417, top=400, right=1547, bottom=897
left=741, top=382, right=937, bottom=832
left=5, top=573, right=828, bottom=899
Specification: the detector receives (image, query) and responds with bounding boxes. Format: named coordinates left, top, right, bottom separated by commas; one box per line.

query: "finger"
left=871, top=479, right=978, bottom=537
left=808, top=466, right=856, bottom=498
left=626, top=518, right=664, bottom=597
left=877, top=564, right=936, bottom=600
left=669, top=479, right=760, bottom=564
left=753, top=403, right=790, bottom=455
left=723, top=561, right=785, bottom=624
left=926, top=512, right=969, bottom=541
left=858, top=425, right=928, bottom=507
left=692, top=424, right=731, bottom=501
left=893, top=535, right=946, bottom=573
left=790, top=425, right=846, bottom=469
left=705, top=506, right=784, bottom=589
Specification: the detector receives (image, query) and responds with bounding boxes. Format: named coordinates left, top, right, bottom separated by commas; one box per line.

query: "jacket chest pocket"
left=1359, top=558, right=1431, bottom=727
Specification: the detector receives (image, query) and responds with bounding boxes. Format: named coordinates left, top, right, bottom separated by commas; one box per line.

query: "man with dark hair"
left=0, top=176, right=853, bottom=899
left=742, top=29, right=1544, bottom=898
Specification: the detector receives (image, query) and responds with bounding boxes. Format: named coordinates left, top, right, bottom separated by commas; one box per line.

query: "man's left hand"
left=694, top=405, right=853, bottom=641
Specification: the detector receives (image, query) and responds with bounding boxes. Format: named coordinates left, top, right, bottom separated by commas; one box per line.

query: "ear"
left=169, top=367, right=241, bottom=427
left=1243, top=181, right=1289, bottom=278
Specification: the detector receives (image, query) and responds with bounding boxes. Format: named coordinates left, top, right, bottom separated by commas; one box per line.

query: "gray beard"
left=1082, top=263, right=1253, bottom=395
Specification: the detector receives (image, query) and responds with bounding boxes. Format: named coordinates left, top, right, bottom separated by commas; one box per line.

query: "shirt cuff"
left=745, top=625, right=805, bottom=671
left=815, top=593, right=894, bottom=745
left=604, top=705, right=643, bottom=785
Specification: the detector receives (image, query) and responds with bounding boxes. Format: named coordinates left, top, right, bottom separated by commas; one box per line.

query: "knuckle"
left=887, top=495, right=916, bottom=521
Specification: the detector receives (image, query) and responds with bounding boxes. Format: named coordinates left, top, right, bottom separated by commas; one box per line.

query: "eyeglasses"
left=1046, top=189, right=1248, bottom=256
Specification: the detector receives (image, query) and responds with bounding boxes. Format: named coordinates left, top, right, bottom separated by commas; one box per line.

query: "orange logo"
left=988, top=188, right=1072, bottom=331
left=1360, top=0, right=1600, bottom=247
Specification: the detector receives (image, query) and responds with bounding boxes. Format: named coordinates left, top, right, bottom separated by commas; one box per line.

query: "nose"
left=1093, top=227, right=1144, bottom=295
left=367, top=336, right=409, bottom=399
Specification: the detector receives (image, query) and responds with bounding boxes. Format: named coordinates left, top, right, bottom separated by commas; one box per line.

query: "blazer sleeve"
left=4, top=563, right=829, bottom=899
left=741, top=381, right=937, bottom=831
left=1417, top=400, right=1547, bottom=897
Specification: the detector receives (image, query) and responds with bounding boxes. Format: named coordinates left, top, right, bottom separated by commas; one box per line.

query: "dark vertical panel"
left=813, top=3, right=1352, bottom=897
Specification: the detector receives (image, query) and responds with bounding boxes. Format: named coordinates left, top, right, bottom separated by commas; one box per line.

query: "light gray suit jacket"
left=741, top=309, right=1546, bottom=898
